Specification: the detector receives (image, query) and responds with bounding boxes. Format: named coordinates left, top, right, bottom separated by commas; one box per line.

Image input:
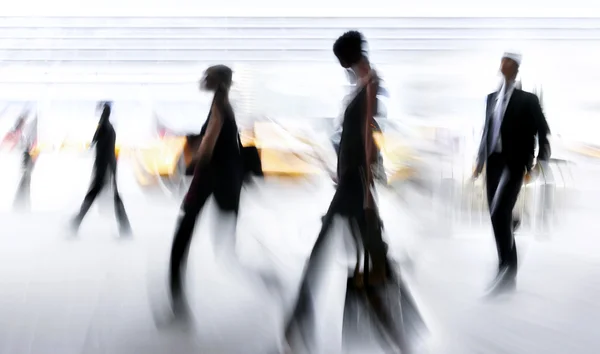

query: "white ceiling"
left=3, top=4, right=600, bottom=17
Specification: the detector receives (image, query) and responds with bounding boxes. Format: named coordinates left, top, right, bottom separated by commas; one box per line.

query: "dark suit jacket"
left=91, top=106, right=117, bottom=168
left=476, top=88, right=550, bottom=173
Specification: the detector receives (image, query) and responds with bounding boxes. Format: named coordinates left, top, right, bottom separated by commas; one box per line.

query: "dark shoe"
left=488, top=277, right=516, bottom=297
left=513, top=218, right=521, bottom=232
left=162, top=297, right=191, bottom=330
left=68, top=217, right=82, bottom=236
left=350, top=260, right=390, bottom=289
left=169, top=270, right=187, bottom=316
left=486, top=267, right=517, bottom=297
left=170, top=291, right=191, bottom=321
left=119, top=225, right=132, bottom=237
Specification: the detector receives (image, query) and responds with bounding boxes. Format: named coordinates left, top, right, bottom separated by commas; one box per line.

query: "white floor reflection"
left=0, top=158, right=599, bottom=353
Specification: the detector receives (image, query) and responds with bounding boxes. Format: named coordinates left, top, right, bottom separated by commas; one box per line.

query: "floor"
left=0, top=154, right=599, bottom=354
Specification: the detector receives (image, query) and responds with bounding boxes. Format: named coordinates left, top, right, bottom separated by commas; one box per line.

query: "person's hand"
left=524, top=169, right=533, bottom=184
left=472, top=166, right=481, bottom=180
left=525, top=163, right=542, bottom=183
left=532, top=162, right=544, bottom=177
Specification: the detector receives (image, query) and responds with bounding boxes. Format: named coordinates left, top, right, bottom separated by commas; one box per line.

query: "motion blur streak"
left=1, top=11, right=600, bottom=354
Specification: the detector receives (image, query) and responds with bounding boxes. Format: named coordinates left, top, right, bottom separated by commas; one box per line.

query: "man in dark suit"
left=474, top=52, right=551, bottom=294
left=71, top=101, right=132, bottom=236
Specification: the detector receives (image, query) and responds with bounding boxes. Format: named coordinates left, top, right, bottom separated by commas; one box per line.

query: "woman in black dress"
left=168, top=65, right=245, bottom=317
left=285, top=31, right=424, bottom=352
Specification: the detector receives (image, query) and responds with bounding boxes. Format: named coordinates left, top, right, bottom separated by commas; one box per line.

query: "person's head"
left=96, top=101, right=111, bottom=125
left=96, top=101, right=111, bottom=112
left=200, top=65, right=233, bottom=93
left=333, top=31, right=367, bottom=69
left=500, top=52, right=521, bottom=81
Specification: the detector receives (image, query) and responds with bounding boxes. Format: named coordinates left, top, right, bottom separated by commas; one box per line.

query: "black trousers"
left=285, top=182, right=388, bottom=336
left=169, top=168, right=240, bottom=302
left=485, top=153, right=524, bottom=272
left=75, top=160, right=130, bottom=230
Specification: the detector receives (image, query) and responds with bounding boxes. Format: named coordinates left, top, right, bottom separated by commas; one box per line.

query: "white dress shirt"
left=491, top=80, right=516, bottom=153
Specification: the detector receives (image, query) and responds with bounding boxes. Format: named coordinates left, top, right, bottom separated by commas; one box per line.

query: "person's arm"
left=91, top=105, right=110, bottom=147
left=364, top=79, right=377, bottom=208
left=195, top=102, right=224, bottom=166
left=531, top=94, right=551, bottom=162
left=91, top=126, right=101, bottom=148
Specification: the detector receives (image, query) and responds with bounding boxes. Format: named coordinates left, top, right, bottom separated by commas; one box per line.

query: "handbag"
left=239, top=135, right=263, bottom=179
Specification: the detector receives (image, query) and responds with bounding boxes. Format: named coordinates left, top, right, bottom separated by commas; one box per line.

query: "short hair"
left=97, top=101, right=111, bottom=124
left=206, top=64, right=233, bottom=88
left=333, top=31, right=367, bottom=66
left=97, top=101, right=112, bottom=111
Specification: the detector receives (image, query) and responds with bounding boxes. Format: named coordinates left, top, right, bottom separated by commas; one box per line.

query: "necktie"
left=489, top=88, right=508, bottom=154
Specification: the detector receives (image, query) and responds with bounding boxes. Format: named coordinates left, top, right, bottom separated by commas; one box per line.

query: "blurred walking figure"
left=285, top=31, right=424, bottom=353
left=168, top=65, right=245, bottom=318
left=71, top=101, right=131, bottom=236
left=12, top=112, right=37, bottom=211
left=474, top=52, right=551, bottom=295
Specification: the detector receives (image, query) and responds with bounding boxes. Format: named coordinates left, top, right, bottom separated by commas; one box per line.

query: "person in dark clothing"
left=12, top=113, right=36, bottom=211
left=168, top=65, right=245, bottom=318
left=474, top=52, right=551, bottom=295
left=71, top=101, right=132, bottom=236
left=284, top=31, right=424, bottom=353
left=189, top=110, right=262, bottom=181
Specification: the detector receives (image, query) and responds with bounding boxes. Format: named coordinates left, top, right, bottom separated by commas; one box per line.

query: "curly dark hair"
left=333, top=31, right=367, bottom=68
